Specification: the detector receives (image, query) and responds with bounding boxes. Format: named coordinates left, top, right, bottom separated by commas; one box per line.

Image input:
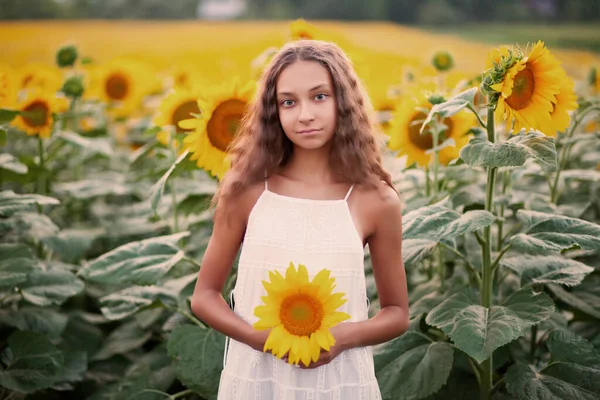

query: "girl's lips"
left=297, top=129, right=321, bottom=135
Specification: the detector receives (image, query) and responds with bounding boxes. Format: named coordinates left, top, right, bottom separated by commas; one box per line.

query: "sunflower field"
left=1, top=18, right=600, bottom=400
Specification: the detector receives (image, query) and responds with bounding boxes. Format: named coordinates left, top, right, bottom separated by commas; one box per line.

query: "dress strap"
left=344, top=184, right=355, bottom=201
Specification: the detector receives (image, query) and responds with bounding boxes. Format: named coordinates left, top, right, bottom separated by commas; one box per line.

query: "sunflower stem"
left=425, top=166, right=431, bottom=197
left=169, top=133, right=180, bottom=233
left=496, top=170, right=509, bottom=251
left=36, top=135, right=46, bottom=196
left=480, top=107, right=497, bottom=400
left=467, top=104, right=487, bottom=130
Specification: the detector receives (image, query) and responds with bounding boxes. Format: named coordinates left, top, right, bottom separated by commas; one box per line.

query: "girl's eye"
left=315, top=93, right=328, bottom=101
left=281, top=99, right=294, bottom=107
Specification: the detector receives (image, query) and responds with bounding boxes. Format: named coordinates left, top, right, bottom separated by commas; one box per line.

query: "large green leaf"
left=42, top=227, right=103, bottom=264
left=99, top=286, right=178, bottom=320
left=402, top=239, right=439, bottom=267
left=0, top=153, right=28, bottom=174
left=459, top=130, right=557, bottom=169
left=403, top=202, right=495, bottom=241
left=0, top=109, right=19, bottom=124
left=92, top=320, right=153, bottom=361
left=167, top=324, right=225, bottom=400
left=420, top=87, right=477, bottom=133
left=0, top=331, right=64, bottom=393
left=0, top=212, right=60, bottom=242
left=426, top=287, right=554, bottom=363
left=506, top=331, right=600, bottom=399
left=19, top=268, right=85, bottom=306
left=0, top=190, right=60, bottom=217
left=548, top=274, right=600, bottom=319
left=0, top=243, right=40, bottom=288
left=0, top=307, right=68, bottom=340
left=79, top=232, right=189, bottom=286
left=500, top=255, right=594, bottom=287
left=374, top=332, right=454, bottom=400
left=510, top=210, right=600, bottom=254
left=149, top=149, right=190, bottom=216
left=53, top=176, right=134, bottom=200
left=57, top=130, right=114, bottom=157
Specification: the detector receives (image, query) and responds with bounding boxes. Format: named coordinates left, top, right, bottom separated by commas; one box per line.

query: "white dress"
left=217, top=181, right=382, bottom=400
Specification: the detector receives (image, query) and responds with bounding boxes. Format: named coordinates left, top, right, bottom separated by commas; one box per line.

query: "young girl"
left=191, top=39, right=409, bottom=400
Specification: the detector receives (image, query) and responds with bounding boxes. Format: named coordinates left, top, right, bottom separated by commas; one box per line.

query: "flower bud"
left=61, top=76, right=84, bottom=98
left=432, top=51, right=454, bottom=72
left=56, top=45, right=78, bottom=68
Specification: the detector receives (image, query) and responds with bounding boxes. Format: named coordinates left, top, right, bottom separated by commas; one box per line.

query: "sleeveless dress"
left=217, top=181, right=382, bottom=400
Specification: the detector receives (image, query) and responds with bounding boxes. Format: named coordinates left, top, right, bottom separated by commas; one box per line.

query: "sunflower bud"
left=428, top=94, right=446, bottom=105
left=61, top=76, right=85, bottom=98
left=56, top=45, right=78, bottom=68
left=432, top=51, right=454, bottom=72
left=589, top=67, right=597, bottom=86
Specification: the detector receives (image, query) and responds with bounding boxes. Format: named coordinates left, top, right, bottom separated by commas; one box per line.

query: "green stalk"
left=530, top=325, right=538, bottom=360
left=480, top=108, right=497, bottom=400
left=36, top=135, right=46, bottom=196
left=431, top=126, right=446, bottom=291
left=169, top=134, right=179, bottom=233
left=425, top=165, right=431, bottom=197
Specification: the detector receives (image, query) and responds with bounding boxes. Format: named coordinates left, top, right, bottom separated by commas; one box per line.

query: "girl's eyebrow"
left=277, top=83, right=330, bottom=97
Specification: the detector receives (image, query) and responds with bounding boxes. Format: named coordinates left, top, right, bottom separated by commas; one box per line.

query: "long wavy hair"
left=212, top=39, right=393, bottom=216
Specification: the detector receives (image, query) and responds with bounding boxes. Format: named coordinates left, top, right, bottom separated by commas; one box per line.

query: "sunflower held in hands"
left=253, top=262, right=351, bottom=367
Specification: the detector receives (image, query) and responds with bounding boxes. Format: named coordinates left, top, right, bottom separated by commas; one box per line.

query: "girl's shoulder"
left=352, top=181, right=401, bottom=222
left=218, top=179, right=265, bottom=224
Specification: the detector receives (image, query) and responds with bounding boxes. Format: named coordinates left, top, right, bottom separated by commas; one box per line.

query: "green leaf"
left=19, top=269, right=85, bottom=306
left=426, top=287, right=554, bottom=363
left=420, top=87, right=477, bottom=133
left=403, top=202, right=495, bottom=241
left=167, top=325, right=225, bottom=400
left=510, top=210, right=600, bottom=254
left=42, top=227, right=103, bottom=264
left=0, top=109, right=19, bottom=124
left=460, top=130, right=556, bottom=169
left=53, top=177, right=134, bottom=200
left=0, top=307, right=68, bottom=340
left=79, top=232, right=190, bottom=286
left=0, top=331, right=64, bottom=394
left=500, top=255, right=594, bottom=287
left=54, top=349, right=88, bottom=385
left=99, top=286, right=178, bottom=320
left=0, top=190, right=60, bottom=217
left=506, top=331, right=600, bottom=399
left=0, top=243, right=40, bottom=288
left=61, top=315, right=105, bottom=357
left=149, top=149, right=190, bottom=216
left=548, top=274, right=600, bottom=319
left=402, top=239, right=438, bottom=267
left=56, top=130, right=114, bottom=157
left=374, top=332, right=454, bottom=400
left=0, top=212, right=60, bottom=240
left=0, top=153, right=28, bottom=174
left=92, top=321, right=153, bottom=361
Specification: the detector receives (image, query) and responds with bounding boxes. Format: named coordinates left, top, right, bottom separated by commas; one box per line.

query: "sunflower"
left=290, top=19, right=320, bottom=41
left=179, top=79, right=255, bottom=179
left=543, top=75, right=578, bottom=136
left=431, top=51, right=454, bottom=72
left=489, top=41, right=573, bottom=134
left=86, top=58, right=156, bottom=118
left=254, top=262, right=351, bottom=367
left=11, top=90, right=67, bottom=138
left=0, top=64, right=17, bottom=107
left=387, top=85, right=476, bottom=167
left=153, top=87, right=202, bottom=148
left=18, top=63, right=63, bottom=93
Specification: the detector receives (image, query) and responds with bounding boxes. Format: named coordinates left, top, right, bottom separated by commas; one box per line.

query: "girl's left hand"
left=283, top=323, right=354, bottom=369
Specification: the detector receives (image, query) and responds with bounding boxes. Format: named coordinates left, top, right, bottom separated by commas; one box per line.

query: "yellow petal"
left=178, top=118, right=197, bottom=130
left=310, top=335, right=321, bottom=362
left=297, top=264, right=310, bottom=285
left=313, top=329, right=332, bottom=351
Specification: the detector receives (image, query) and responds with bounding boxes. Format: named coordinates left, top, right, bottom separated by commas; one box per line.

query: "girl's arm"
left=344, top=184, right=409, bottom=348
left=190, top=186, right=268, bottom=352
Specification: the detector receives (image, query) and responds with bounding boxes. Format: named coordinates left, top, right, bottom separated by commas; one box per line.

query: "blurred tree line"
left=0, top=0, right=599, bottom=23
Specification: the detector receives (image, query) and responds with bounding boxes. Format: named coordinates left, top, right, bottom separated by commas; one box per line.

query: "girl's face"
left=276, top=60, right=337, bottom=151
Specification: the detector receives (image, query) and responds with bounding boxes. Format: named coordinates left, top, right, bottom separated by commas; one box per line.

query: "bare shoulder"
left=215, top=178, right=265, bottom=226
left=352, top=181, right=402, bottom=239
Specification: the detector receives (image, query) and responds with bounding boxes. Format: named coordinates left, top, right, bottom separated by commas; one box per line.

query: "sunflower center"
left=105, top=73, right=129, bottom=101
left=207, top=99, right=246, bottom=152
left=279, top=293, right=324, bottom=336
left=506, top=67, right=534, bottom=110
left=22, top=100, right=49, bottom=128
left=172, top=100, right=199, bottom=133
left=408, top=111, right=433, bottom=150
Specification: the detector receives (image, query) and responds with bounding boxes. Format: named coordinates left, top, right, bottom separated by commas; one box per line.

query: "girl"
left=191, top=39, right=409, bottom=400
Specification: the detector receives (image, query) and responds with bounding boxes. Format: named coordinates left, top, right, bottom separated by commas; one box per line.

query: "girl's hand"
left=284, top=323, right=355, bottom=369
